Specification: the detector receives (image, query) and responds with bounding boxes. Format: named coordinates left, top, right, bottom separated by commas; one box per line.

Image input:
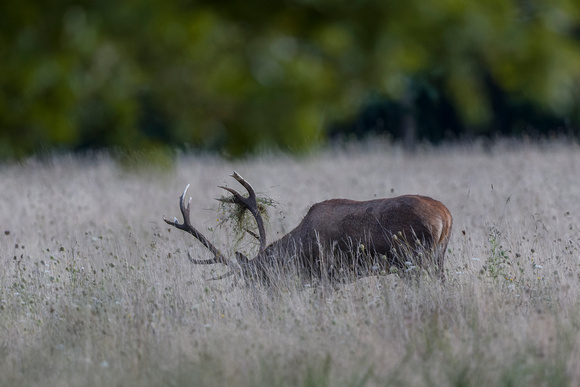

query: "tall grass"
left=1, top=140, right=579, bottom=386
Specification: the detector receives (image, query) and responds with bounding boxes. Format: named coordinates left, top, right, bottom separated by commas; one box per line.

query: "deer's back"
left=301, top=195, right=452, bottom=251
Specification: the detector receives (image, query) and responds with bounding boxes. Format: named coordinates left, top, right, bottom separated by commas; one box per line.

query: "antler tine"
left=217, top=172, right=259, bottom=208
left=220, top=172, right=268, bottom=256
left=179, top=184, right=192, bottom=227
left=163, top=184, right=191, bottom=231
left=164, top=184, right=235, bottom=268
left=186, top=251, right=221, bottom=265
left=218, top=186, right=246, bottom=203
left=231, top=171, right=256, bottom=200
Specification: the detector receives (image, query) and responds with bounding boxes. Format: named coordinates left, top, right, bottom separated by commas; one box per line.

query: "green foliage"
left=1, top=0, right=580, bottom=158
left=484, top=226, right=513, bottom=281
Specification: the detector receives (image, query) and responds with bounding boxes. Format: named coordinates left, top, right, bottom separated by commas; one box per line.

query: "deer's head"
left=163, top=172, right=270, bottom=282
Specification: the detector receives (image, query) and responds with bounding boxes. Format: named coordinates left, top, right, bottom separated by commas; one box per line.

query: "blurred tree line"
left=1, top=0, right=580, bottom=158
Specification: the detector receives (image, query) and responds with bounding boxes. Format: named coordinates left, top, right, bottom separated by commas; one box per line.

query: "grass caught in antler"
left=216, top=191, right=277, bottom=244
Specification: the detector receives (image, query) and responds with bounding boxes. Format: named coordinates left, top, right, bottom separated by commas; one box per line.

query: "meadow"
left=1, top=139, right=579, bottom=386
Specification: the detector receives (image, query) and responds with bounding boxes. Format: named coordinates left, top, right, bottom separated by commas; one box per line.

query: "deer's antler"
left=163, top=172, right=268, bottom=279
left=218, top=172, right=267, bottom=258
left=164, top=184, right=235, bottom=268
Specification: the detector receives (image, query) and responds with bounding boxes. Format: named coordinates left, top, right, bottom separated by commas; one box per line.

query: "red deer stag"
left=164, top=172, right=452, bottom=284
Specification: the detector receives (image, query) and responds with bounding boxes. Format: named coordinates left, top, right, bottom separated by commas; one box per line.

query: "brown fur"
left=258, top=195, right=453, bottom=281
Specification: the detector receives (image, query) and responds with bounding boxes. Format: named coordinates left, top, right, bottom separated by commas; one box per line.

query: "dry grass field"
left=1, top=140, right=580, bottom=386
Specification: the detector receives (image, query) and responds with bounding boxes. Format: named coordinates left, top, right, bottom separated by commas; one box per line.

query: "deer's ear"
left=235, top=251, right=251, bottom=263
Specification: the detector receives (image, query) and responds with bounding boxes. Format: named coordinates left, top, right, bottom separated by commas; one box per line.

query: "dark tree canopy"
left=1, top=0, right=580, bottom=158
